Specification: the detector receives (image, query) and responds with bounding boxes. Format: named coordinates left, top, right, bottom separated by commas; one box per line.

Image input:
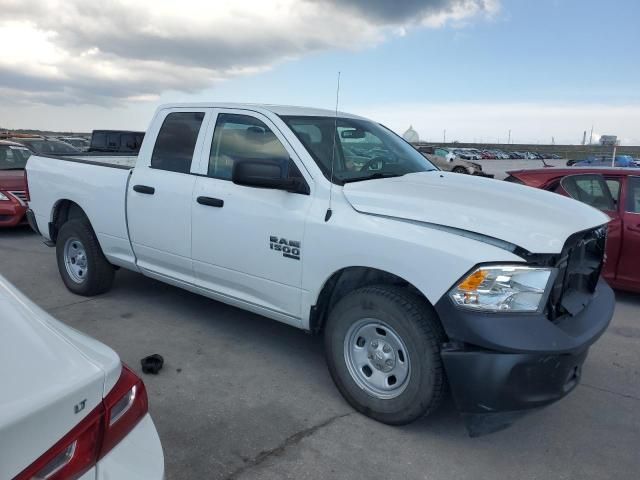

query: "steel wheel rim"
left=344, top=318, right=411, bottom=399
left=64, top=237, right=88, bottom=284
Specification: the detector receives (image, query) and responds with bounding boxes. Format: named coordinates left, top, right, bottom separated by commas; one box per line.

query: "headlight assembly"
left=449, top=265, right=556, bottom=313
left=0, top=192, right=10, bottom=201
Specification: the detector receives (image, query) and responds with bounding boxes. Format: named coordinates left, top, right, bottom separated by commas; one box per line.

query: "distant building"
left=402, top=125, right=419, bottom=143
left=599, top=135, right=618, bottom=146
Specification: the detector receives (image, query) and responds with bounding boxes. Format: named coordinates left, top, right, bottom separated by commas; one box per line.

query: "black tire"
left=452, top=166, right=468, bottom=174
left=56, top=219, right=115, bottom=296
left=324, top=285, right=446, bottom=425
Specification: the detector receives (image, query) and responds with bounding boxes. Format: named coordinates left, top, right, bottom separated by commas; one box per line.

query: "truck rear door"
left=189, top=109, right=313, bottom=322
left=127, top=107, right=211, bottom=282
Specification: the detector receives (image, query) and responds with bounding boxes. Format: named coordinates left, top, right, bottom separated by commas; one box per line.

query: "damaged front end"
left=435, top=226, right=615, bottom=437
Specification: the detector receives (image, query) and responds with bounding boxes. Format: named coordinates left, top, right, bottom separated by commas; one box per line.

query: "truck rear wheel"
left=56, top=219, right=115, bottom=296
left=324, top=285, right=446, bottom=425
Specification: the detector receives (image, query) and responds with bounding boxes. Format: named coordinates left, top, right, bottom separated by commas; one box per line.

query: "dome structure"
left=402, top=125, right=419, bottom=143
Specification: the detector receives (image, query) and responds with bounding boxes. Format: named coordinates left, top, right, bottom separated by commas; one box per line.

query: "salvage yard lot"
left=2, top=227, right=639, bottom=480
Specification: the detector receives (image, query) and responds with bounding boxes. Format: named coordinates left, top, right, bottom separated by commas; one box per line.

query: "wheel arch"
left=309, top=266, right=439, bottom=334
left=49, top=199, right=90, bottom=243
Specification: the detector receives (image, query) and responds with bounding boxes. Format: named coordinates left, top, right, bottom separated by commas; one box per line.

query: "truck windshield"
left=0, top=146, right=31, bottom=170
left=282, top=116, right=436, bottom=184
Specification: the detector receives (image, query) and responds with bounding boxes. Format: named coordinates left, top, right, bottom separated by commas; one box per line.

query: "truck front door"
left=128, top=108, right=211, bottom=282
left=190, top=109, right=313, bottom=323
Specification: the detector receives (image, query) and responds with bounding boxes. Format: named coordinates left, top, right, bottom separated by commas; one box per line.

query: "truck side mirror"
left=232, top=159, right=308, bottom=194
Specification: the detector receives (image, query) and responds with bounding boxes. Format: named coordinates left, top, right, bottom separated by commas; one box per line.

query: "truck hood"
left=342, top=172, right=610, bottom=254
left=0, top=169, right=26, bottom=190
left=0, top=275, right=121, bottom=478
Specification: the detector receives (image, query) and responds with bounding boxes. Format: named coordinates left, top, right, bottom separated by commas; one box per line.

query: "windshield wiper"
left=341, top=172, right=405, bottom=184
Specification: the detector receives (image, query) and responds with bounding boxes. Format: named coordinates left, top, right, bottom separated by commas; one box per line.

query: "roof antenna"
left=325, top=71, right=341, bottom=222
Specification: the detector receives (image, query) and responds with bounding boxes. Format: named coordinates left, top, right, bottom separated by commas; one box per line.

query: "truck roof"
left=156, top=103, right=366, bottom=119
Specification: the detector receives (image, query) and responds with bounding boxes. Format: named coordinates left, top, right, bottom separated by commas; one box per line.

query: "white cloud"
left=0, top=0, right=498, bottom=105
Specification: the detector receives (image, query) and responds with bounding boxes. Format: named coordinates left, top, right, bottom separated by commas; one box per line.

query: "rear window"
left=151, top=112, right=205, bottom=174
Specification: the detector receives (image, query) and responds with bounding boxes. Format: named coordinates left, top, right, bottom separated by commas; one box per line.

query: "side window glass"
left=106, top=134, right=119, bottom=149
left=606, top=179, right=621, bottom=204
left=561, top=175, right=615, bottom=211
left=121, top=134, right=133, bottom=150
left=92, top=132, right=106, bottom=148
left=627, top=177, right=640, bottom=213
left=208, top=114, right=289, bottom=180
left=151, top=112, right=205, bottom=174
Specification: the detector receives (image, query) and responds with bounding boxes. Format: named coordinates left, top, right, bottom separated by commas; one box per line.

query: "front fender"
left=301, top=204, right=523, bottom=328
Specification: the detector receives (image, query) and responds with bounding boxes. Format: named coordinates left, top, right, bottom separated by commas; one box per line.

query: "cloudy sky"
left=0, top=0, right=638, bottom=144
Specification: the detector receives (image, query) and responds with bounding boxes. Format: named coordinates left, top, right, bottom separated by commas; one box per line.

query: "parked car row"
left=10, top=137, right=83, bottom=155
left=421, top=145, right=564, bottom=161
left=2, top=129, right=146, bottom=157
left=416, top=146, right=493, bottom=177
left=568, top=155, right=639, bottom=168
left=56, top=136, right=90, bottom=151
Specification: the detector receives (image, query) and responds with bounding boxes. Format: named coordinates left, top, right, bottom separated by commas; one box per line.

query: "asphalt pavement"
left=1, top=226, right=638, bottom=480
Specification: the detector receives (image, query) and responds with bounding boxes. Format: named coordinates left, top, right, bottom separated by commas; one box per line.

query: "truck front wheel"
left=324, top=285, right=446, bottom=425
left=56, top=219, right=115, bottom=296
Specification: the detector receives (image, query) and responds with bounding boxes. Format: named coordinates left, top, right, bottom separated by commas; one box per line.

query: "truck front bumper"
left=435, top=279, right=615, bottom=436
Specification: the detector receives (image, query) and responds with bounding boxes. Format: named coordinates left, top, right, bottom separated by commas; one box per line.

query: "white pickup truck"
left=26, top=103, right=615, bottom=435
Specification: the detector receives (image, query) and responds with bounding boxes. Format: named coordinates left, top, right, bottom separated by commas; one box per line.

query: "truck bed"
left=26, top=153, right=138, bottom=270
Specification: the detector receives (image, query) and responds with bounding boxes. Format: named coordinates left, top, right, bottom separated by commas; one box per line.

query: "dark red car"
left=506, top=167, right=640, bottom=293
left=0, top=140, right=31, bottom=227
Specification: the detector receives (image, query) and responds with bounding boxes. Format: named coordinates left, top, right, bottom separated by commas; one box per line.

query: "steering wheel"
left=360, top=155, right=388, bottom=171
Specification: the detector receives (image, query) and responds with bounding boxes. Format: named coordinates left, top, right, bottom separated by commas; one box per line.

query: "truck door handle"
left=197, top=196, right=224, bottom=208
left=627, top=224, right=640, bottom=233
left=133, top=185, right=155, bottom=195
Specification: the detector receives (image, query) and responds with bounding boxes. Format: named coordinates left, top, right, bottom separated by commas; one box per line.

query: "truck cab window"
left=208, top=114, right=289, bottom=180
left=92, top=132, right=106, bottom=149
left=151, top=112, right=204, bottom=174
left=107, top=134, right=120, bottom=149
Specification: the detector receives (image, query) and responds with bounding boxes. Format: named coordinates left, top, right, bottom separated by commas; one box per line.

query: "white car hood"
left=342, top=172, right=610, bottom=254
left=0, top=276, right=121, bottom=478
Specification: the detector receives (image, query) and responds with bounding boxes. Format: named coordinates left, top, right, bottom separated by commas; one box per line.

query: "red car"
left=0, top=140, right=31, bottom=227
left=506, top=167, right=640, bottom=293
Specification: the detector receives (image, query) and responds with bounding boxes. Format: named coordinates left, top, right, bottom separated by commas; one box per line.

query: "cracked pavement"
left=1, top=227, right=639, bottom=479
